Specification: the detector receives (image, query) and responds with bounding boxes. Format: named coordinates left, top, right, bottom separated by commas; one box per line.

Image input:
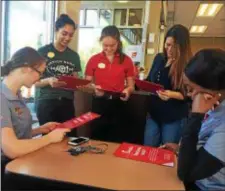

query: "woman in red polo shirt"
left=85, top=25, right=135, bottom=143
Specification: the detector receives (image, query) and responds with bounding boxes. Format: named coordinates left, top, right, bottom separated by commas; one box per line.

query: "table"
left=5, top=140, right=184, bottom=190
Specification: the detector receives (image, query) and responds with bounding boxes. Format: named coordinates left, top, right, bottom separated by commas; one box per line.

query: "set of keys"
left=67, top=144, right=108, bottom=156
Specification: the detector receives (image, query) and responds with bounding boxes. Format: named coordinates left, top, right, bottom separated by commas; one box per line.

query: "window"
left=114, top=9, right=127, bottom=26
left=86, top=9, right=98, bottom=26
left=79, top=9, right=85, bottom=26
left=78, top=8, right=144, bottom=74
left=1, top=1, right=56, bottom=98
left=100, top=9, right=112, bottom=26
left=128, top=9, right=143, bottom=27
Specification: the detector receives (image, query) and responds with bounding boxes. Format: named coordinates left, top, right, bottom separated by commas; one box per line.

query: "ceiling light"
left=190, top=25, right=207, bottom=33
left=117, top=1, right=128, bottom=3
left=197, top=3, right=223, bottom=17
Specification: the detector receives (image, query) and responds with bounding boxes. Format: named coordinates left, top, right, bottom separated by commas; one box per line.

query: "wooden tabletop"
left=6, top=140, right=184, bottom=190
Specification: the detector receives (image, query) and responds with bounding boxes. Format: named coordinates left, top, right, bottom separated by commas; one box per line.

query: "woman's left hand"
left=39, top=122, right=60, bottom=134
left=120, top=88, right=131, bottom=101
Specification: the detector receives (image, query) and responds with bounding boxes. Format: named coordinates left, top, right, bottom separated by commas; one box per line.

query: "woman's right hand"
left=48, top=77, right=66, bottom=88
left=47, top=128, right=71, bottom=143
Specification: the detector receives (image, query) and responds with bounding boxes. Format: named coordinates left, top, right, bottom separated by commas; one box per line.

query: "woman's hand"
left=94, top=85, right=105, bottom=97
left=157, top=90, right=172, bottom=101
left=46, top=128, right=71, bottom=143
left=192, top=93, right=221, bottom=114
left=48, top=77, right=66, bottom=88
left=39, top=122, right=60, bottom=134
left=157, top=90, right=184, bottom=101
left=159, top=143, right=179, bottom=155
left=120, top=88, right=131, bottom=101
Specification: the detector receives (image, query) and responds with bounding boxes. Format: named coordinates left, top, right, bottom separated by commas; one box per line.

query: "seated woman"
left=1, top=47, right=70, bottom=184
left=164, top=49, right=225, bottom=190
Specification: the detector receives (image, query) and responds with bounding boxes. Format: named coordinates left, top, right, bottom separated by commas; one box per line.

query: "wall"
left=190, top=37, right=225, bottom=54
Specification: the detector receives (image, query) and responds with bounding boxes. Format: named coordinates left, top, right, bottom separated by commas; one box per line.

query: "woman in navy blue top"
left=144, top=25, right=192, bottom=147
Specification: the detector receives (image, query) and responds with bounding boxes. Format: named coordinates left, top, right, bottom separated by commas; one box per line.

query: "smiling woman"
left=34, top=14, right=81, bottom=137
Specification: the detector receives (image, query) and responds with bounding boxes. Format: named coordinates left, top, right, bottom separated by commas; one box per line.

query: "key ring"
left=67, top=143, right=108, bottom=156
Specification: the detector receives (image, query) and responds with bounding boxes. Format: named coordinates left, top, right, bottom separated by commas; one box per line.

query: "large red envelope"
left=57, top=75, right=91, bottom=90
left=135, top=79, right=164, bottom=94
left=114, top=142, right=175, bottom=167
left=57, top=112, right=100, bottom=129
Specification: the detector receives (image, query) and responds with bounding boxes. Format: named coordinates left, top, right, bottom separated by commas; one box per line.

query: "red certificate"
left=135, top=79, right=164, bottom=94
left=114, top=142, right=175, bottom=167
left=57, top=75, right=91, bottom=90
left=57, top=112, right=100, bottom=129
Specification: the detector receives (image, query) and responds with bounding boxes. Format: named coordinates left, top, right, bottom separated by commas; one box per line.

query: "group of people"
left=1, top=14, right=225, bottom=190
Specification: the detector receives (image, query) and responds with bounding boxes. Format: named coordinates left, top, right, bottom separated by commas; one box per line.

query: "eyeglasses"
left=30, top=66, right=43, bottom=77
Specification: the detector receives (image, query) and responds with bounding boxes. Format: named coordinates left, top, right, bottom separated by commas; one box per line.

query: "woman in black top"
left=144, top=25, right=192, bottom=147
left=35, top=14, right=81, bottom=136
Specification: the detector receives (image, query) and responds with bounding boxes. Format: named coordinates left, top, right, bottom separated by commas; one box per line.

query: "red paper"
left=135, top=79, right=164, bottom=94
left=114, top=142, right=175, bottom=167
left=57, top=75, right=91, bottom=90
left=57, top=112, right=100, bottom=129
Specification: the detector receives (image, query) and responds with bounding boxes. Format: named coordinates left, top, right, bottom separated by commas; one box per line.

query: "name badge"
left=47, top=52, right=55, bottom=59
left=98, top=63, right=106, bottom=69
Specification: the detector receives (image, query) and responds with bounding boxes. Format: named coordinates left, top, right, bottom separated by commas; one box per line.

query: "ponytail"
left=117, top=41, right=125, bottom=64
left=1, top=60, right=13, bottom=76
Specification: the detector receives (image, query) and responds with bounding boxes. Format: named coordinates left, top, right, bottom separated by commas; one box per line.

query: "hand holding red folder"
left=57, top=112, right=100, bottom=129
left=135, top=79, right=164, bottom=94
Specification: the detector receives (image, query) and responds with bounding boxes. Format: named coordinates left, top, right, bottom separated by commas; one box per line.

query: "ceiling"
left=167, top=0, right=225, bottom=37
left=81, top=1, right=146, bottom=9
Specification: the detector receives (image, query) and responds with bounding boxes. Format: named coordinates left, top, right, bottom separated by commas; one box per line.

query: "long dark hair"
left=1, top=47, right=45, bottom=76
left=185, top=49, right=225, bottom=90
left=163, top=24, right=192, bottom=91
left=100, top=25, right=125, bottom=64
left=55, top=14, right=77, bottom=31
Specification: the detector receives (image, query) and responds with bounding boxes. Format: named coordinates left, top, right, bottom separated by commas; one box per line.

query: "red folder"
left=57, top=112, right=100, bottom=129
left=57, top=75, right=91, bottom=90
left=114, top=142, right=175, bottom=167
left=135, top=79, right=164, bottom=94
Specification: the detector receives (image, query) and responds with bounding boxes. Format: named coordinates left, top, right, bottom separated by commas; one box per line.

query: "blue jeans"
left=144, top=117, right=184, bottom=147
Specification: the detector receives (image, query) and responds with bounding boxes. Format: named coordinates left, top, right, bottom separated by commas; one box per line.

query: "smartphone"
left=68, top=137, right=89, bottom=146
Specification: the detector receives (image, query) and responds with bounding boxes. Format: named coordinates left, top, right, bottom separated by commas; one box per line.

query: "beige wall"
left=191, top=37, right=225, bottom=54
